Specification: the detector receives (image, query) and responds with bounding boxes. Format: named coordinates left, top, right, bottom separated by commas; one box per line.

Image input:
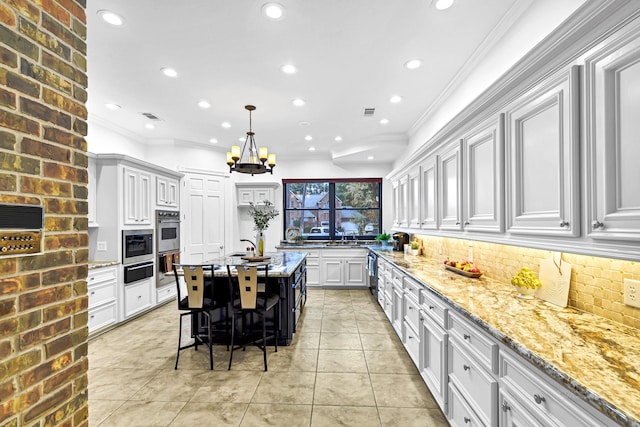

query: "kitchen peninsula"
left=371, top=249, right=640, bottom=427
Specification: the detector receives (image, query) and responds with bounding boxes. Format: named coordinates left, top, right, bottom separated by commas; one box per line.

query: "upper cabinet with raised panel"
left=156, top=175, right=179, bottom=209
left=236, top=182, right=278, bottom=207
left=123, top=166, right=152, bottom=226
left=585, top=24, right=640, bottom=241
left=408, top=167, right=421, bottom=228
left=462, top=115, right=504, bottom=233
left=420, top=156, right=438, bottom=230
left=438, top=141, right=463, bottom=231
left=504, top=66, right=580, bottom=238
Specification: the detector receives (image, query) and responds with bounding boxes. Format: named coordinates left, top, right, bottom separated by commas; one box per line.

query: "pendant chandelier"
left=226, top=105, right=276, bottom=175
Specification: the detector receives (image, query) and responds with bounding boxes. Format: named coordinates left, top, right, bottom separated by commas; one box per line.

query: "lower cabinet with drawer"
left=88, top=265, right=119, bottom=335
left=419, top=310, right=448, bottom=414
left=403, top=285, right=421, bottom=365
left=124, top=277, right=153, bottom=318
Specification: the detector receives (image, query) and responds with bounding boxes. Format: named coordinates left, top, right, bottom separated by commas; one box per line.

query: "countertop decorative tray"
left=241, top=256, right=271, bottom=262
left=445, top=265, right=482, bottom=278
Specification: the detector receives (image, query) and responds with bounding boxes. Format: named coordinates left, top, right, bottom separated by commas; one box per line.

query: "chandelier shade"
left=227, top=105, right=276, bottom=175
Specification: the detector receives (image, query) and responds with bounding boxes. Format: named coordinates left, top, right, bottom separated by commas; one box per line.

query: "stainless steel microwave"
left=122, top=229, right=153, bottom=265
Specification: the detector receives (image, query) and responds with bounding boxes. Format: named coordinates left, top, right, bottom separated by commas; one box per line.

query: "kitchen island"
left=186, top=251, right=307, bottom=345
left=371, top=248, right=639, bottom=426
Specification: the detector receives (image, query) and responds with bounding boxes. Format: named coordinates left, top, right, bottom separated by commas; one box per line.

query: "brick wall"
left=0, top=1, right=88, bottom=426
left=415, top=235, right=640, bottom=329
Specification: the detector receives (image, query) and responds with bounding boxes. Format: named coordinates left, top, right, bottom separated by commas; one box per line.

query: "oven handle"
left=125, top=262, right=154, bottom=271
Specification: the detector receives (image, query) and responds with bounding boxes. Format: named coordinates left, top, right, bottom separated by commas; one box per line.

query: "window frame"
left=282, top=178, right=383, bottom=241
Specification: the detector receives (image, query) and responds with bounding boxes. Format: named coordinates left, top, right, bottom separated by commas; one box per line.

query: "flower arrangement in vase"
left=510, top=267, right=541, bottom=299
left=248, top=200, right=279, bottom=256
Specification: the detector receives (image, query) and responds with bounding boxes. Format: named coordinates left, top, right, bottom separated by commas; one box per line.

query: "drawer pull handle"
left=464, top=417, right=471, bottom=424
left=463, top=334, right=471, bottom=340
left=502, top=401, right=511, bottom=412
left=559, top=220, right=569, bottom=227
left=429, top=306, right=434, bottom=310
left=90, top=291, right=95, bottom=295
left=534, top=394, right=545, bottom=404
left=593, top=220, right=604, bottom=229
left=90, top=315, right=95, bottom=319
left=409, top=306, right=413, bottom=310
left=463, top=364, right=470, bottom=371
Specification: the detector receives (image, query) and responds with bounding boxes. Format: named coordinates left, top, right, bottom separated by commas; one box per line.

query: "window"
left=283, top=179, right=382, bottom=240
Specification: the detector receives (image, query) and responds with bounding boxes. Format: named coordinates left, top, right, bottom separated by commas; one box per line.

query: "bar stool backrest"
left=237, top=265, right=258, bottom=309
left=183, top=266, right=205, bottom=309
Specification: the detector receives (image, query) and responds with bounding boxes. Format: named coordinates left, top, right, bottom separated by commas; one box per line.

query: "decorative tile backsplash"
left=414, top=235, right=640, bottom=329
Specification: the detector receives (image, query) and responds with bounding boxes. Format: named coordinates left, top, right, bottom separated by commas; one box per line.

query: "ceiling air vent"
left=140, top=112, right=162, bottom=121
left=362, top=107, right=375, bottom=117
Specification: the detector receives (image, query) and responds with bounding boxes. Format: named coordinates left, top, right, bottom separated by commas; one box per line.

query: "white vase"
left=256, top=231, right=265, bottom=256
left=515, top=286, right=537, bottom=299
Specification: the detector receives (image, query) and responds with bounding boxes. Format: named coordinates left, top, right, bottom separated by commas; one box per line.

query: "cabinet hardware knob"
left=534, top=394, right=545, bottom=404
left=463, top=334, right=470, bottom=340
left=464, top=221, right=470, bottom=226
left=559, top=221, right=569, bottom=227
left=463, top=364, right=470, bottom=371
left=464, top=417, right=471, bottom=424
left=90, top=291, right=95, bottom=295
left=429, top=306, right=435, bottom=310
left=456, top=221, right=461, bottom=225
left=90, top=315, right=94, bottom=318
left=502, top=401, right=511, bottom=412
left=592, top=220, right=604, bottom=229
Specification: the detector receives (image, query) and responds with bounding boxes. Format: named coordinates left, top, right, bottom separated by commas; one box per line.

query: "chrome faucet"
left=240, top=239, right=256, bottom=252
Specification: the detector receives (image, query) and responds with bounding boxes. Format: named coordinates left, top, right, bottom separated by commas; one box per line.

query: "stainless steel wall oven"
left=156, top=210, right=180, bottom=288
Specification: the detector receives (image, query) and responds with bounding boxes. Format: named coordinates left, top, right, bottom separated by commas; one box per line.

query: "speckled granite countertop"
left=195, top=251, right=307, bottom=278
left=372, top=249, right=640, bottom=427
left=88, top=261, right=119, bottom=270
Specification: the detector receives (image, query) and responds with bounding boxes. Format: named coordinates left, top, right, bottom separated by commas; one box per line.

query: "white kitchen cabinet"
left=449, top=381, right=484, bottom=427
left=399, top=175, right=409, bottom=227
left=236, top=183, right=278, bottom=206
left=390, top=267, right=404, bottom=336
left=585, top=24, right=640, bottom=240
left=392, top=180, right=400, bottom=227
left=438, top=141, right=463, bottom=231
left=402, top=279, right=421, bottom=365
left=87, top=265, right=118, bottom=334
left=124, top=276, right=153, bottom=318
left=156, top=175, right=179, bottom=208
left=123, top=166, right=152, bottom=226
left=319, top=248, right=367, bottom=287
left=420, top=156, right=438, bottom=230
left=156, top=283, right=176, bottom=304
left=463, top=115, right=504, bottom=233
left=419, top=310, right=448, bottom=414
left=499, top=388, right=545, bottom=427
left=279, top=248, right=320, bottom=286
left=505, top=66, right=580, bottom=237
left=408, top=168, right=421, bottom=228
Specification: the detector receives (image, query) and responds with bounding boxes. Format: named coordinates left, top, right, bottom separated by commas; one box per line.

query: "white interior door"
left=180, top=171, right=226, bottom=263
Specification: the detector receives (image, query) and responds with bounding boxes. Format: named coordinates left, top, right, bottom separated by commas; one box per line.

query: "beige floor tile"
left=88, top=368, right=157, bottom=401
left=99, top=400, right=185, bottom=427
left=251, top=371, right=316, bottom=404
left=169, top=402, right=248, bottom=426
left=300, top=307, right=323, bottom=320
left=321, top=318, right=358, bottom=333
left=356, top=319, right=397, bottom=334
left=378, top=407, right=448, bottom=426
left=370, top=374, right=439, bottom=408
left=313, top=373, right=375, bottom=406
left=228, top=346, right=274, bottom=371
left=364, top=350, right=420, bottom=374
left=298, top=318, right=323, bottom=332
left=87, top=399, right=126, bottom=425
left=311, top=405, right=381, bottom=427
left=360, top=333, right=403, bottom=351
left=130, top=369, right=211, bottom=402
left=324, top=306, right=356, bottom=317
left=190, top=370, right=263, bottom=403
left=319, top=332, right=362, bottom=350
left=240, top=403, right=312, bottom=427
left=291, top=331, right=320, bottom=349
left=317, top=350, right=368, bottom=373
left=267, top=348, right=318, bottom=371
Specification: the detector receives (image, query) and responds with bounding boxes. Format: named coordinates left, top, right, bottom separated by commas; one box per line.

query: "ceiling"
left=86, top=0, right=526, bottom=165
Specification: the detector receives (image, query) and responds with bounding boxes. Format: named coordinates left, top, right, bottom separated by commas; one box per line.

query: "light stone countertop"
left=372, top=249, right=640, bottom=427
left=88, top=261, right=119, bottom=270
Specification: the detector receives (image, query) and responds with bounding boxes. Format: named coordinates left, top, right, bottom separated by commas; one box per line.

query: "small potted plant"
left=376, top=233, right=391, bottom=246
left=409, top=240, right=420, bottom=256
left=510, top=267, right=541, bottom=299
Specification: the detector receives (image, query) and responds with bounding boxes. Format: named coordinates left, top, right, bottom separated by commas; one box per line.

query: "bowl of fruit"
left=443, top=259, right=482, bottom=278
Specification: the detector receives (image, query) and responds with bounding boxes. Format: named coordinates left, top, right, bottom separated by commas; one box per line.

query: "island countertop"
left=196, top=251, right=307, bottom=278
left=372, top=248, right=640, bottom=427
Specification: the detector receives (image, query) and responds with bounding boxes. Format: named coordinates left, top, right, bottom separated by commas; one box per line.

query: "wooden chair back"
left=237, top=265, right=258, bottom=309
left=182, top=265, right=205, bottom=308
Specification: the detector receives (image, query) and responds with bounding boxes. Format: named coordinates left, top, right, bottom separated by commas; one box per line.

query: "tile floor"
left=88, top=288, right=449, bottom=426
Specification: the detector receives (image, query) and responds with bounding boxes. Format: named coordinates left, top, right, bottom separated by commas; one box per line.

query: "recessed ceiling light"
left=390, top=95, right=402, bottom=103
left=368, top=156, right=374, bottom=160
left=198, top=100, right=211, bottom=109
left=433, top=0, right=454, bottom=10
left=304, top=135, right=313, bottom=141
left=221, top=122, right=231, bottom=129
left=161, top=67, right=178, bottom=78
left=298, top=121, right=311, bottom=126
left=145, top=123, right=155, bottom=130
left=105, top=103, right=121, bottom=110
left=292, top=98, right=306, bottom=107
left=209, top=138, right=218, bottom=144
left=404, top=59, right=422, bottom=70
left=334, top=136, right=342, bottom=142
left=281, top=64, right=297, bottom=74
left=97, top=10, right=124, bottom=26
left=380, top=118, right=389, bottom=125
left=262, top=3, right=285, bottom=20
left=308, top=147, right=316, bottom=151
left=238, top=137, right=245, bottom=142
